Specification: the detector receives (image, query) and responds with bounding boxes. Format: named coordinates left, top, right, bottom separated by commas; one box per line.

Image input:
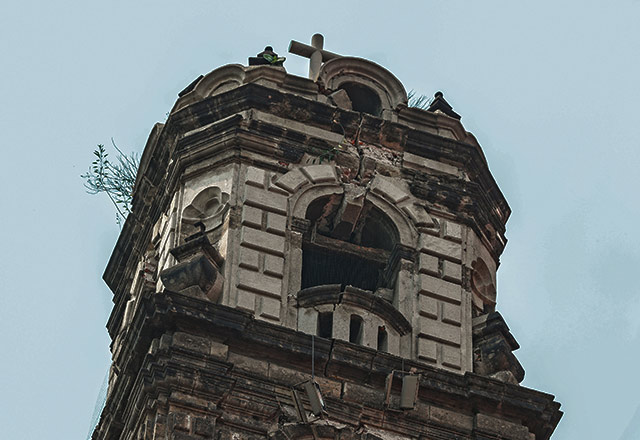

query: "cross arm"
left=288, top=40, right=341, bottom=62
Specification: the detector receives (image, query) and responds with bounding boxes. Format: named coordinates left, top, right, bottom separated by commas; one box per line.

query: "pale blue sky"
left=1, top=1, right=639, bottom=439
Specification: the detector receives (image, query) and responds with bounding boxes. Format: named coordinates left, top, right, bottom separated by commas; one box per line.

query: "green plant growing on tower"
left=81, top=140, right=140, bottom=225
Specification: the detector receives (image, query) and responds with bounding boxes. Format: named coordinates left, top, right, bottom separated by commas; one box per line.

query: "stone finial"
left=427, top=91, right=462, bottom=120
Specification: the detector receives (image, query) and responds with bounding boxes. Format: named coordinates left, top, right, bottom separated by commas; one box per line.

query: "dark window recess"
left=338, top=82, right=382, bottom=116
left=349, top=315, right=364, bottom=345
left=377, top=326, right=388, bottom=352
left=301, top=247, right=382, bottom=291
left=317, top=312, right=333, bottom=339
left=301, top=198, right=398, bottom=292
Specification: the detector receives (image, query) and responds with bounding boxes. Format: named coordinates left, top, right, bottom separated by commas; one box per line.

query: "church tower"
left=92, top=35, right=562, bottom=439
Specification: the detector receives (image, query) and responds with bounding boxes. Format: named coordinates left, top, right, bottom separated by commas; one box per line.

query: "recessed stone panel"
left=441, top=302, right=461, bottom=326
left=419, top=318, right=461, bottom=347
left=240, top=227, right=285, bottom=256
left=245, top=166, right=266, bottom=188
left=419, top=274, right=462, bottom=305
left=443, top=221, right=463, bottom=242
left=259, top=296, right=281, bottom=321
left=264, top=254, right=285, bottom=278
left=419, top=234, right=462, bottom=262
left=417, top=337, right=437, bottom=362
left=236, top=267, right=282, bottom=299
left=266, top=212, right=287, bottom=236
left=241, top=205, right=263, bottom=229
left=419, top=253, right=439, bottom=276
left=235, top=289, right=256, bottom=312
left=418, top=295, right=438, bottom=319
left=244, top=186, right=287, bottom=215
left=239, top=246, right=260, bottom=271
left=441, top=345, right=462, bottom=370
left=442, top=260, right=462, bottom=284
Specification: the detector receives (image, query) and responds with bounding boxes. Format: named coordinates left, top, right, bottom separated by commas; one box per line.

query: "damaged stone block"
left=472, top=312, right=525, bottom=384
left=274, top=167, right=309, bottom=193
left=402, top=203, right=435, bottom=228
left=301, top=164, right=337, bottom=183
left=329, top=88, right=352, bottom=110
left=370, top=175, right=410, bottom=204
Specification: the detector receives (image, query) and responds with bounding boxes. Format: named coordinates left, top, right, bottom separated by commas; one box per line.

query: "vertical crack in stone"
left=354, top=113, right=366, bottom=180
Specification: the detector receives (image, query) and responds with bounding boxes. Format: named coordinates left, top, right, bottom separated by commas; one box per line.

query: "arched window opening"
left=349, top=315, right=364, bottom=345
left=317, top=312, right=333, bottom=339
left=357, top=207, right=397, bottom=251
left=338, top=82, right=382, bottom=116
left=301, top=198, right=400, bottom=293
left=377, top=326, right=388, bottom=352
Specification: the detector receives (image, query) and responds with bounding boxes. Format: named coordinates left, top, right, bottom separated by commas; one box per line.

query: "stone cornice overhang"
left=103, top=82, right=511, bottom=335
left=98, top=290, right=561, bottom=439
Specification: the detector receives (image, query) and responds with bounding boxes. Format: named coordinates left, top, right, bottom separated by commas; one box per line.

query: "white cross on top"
left=288, top=33, right=342, bottom=81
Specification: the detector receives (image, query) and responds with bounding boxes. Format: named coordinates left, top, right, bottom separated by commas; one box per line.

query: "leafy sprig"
left=408, top=90, right=431, bottom=110
left=81, top=140, right=140, bottom=225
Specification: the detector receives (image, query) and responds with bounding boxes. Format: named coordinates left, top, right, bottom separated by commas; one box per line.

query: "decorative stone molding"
left=296, top=284, right=412, bottom=336
left=173, top=64, right=246, bottom=112
left=181, top=186, right=230, bottom=237
left=471, top=257, right=496, bottom=307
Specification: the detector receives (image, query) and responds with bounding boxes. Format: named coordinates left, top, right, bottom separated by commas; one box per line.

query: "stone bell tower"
left=92, top=35, right=562, bottom=439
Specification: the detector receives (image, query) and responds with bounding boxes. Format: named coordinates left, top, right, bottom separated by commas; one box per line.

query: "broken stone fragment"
left=331, top=184, right=367, bottom=240
left=328, top=89, right=352, bottom=110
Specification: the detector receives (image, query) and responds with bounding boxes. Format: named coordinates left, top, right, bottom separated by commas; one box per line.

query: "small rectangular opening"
left=377, top=326, right=388, bottom=352
left=349, top=315, right=364, bottom=345
left=317, top=312, right=333, bottom=339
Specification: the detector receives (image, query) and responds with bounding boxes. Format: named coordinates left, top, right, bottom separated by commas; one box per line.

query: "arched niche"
left=173, top=64, right=246, bottom=112
left=318, top=57, right=408, bottom=115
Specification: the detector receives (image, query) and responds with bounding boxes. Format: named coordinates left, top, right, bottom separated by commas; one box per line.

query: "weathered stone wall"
left=95, top=55, right=561, bottom=439
left=93, top=292, right=561, bottom=440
